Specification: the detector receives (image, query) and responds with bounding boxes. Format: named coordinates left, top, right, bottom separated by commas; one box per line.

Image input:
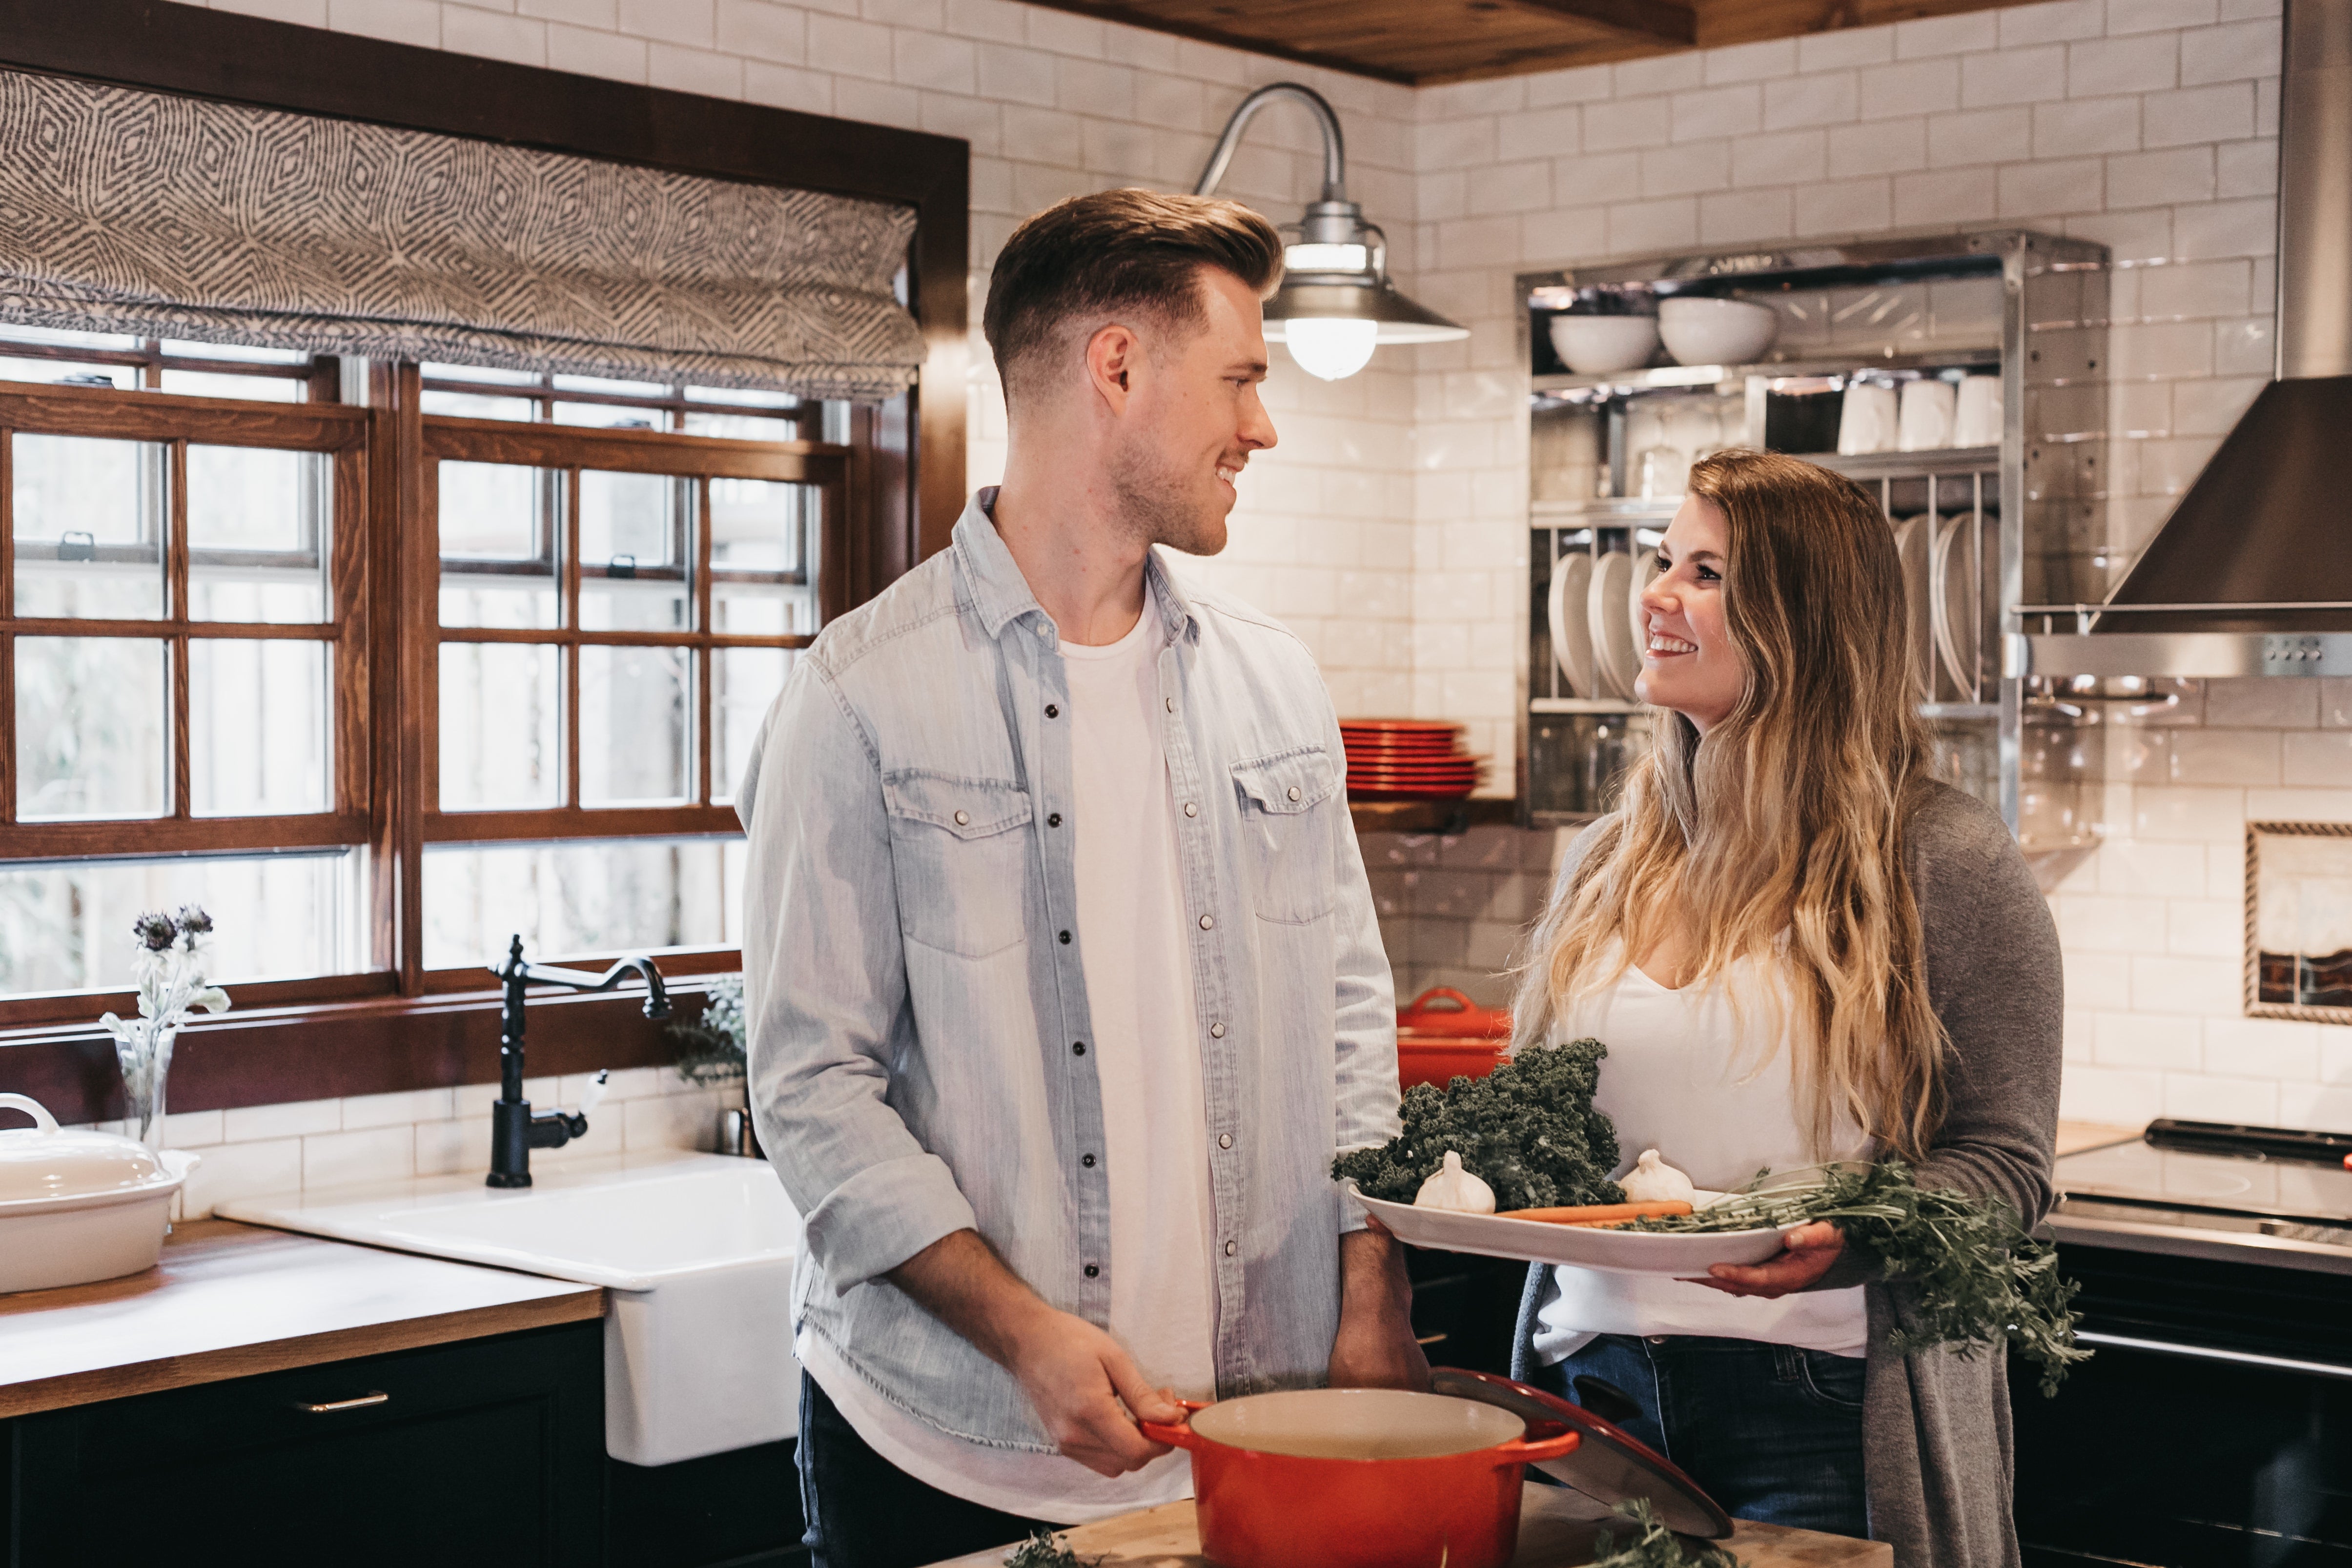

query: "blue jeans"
left=796, top=1373, right=1052, bottom=1568
left=1531, top=1335, right=1869, bottom=1537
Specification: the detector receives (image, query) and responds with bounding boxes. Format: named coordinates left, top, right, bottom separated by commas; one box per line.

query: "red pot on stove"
left=1138, top=1386, right=1579, bottom=1568
left=1395, top=988, right=1512, bottom=1090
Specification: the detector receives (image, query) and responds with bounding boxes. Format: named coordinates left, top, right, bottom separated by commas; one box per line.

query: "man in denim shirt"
left=738, top=189, right=1418, bottom=1568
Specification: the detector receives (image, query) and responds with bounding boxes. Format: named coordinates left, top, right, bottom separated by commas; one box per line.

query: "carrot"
left=1500, top=1199, right=1693, bottom=1226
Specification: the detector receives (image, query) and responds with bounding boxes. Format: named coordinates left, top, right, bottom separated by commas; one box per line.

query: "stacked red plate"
left=1339, top=719, right=1487, bottom=801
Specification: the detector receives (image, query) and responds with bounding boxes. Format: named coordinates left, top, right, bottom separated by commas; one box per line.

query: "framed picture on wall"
left=2246, top=821, right=2352, bottom=1024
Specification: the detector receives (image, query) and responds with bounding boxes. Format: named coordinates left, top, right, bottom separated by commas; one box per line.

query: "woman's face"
left=1636, top=495, right=1742, bottom=732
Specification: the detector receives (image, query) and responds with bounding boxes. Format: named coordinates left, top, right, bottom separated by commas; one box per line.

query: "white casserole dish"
left=0, top=1092, right=199, bottom=1294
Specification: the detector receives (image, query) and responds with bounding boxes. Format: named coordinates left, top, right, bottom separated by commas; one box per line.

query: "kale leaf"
left=1333, top=1037, right=1622, bottom=1213
left=1002, top=1528, right=1101, bottom=1568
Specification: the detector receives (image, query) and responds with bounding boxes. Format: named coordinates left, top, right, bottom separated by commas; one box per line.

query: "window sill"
left=0, top=980, right=724, bottom=1126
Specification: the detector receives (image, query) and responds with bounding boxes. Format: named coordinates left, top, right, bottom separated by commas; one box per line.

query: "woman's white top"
left=1531, top=951, right=1873, bottom=1365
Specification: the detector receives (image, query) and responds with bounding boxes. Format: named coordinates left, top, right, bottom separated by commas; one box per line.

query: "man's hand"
left=1329, top=1219, right=1430, bottom=1391
left=888, top=1229, right=1176, bottom=1478
left=1690, top=1221, right=1845, bottom=1298
left=1001, top=1306, right=1180, bottom=1476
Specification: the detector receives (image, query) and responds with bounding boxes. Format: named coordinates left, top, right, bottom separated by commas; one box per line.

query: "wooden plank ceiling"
left=1022, top=0, right=2045, bottom=85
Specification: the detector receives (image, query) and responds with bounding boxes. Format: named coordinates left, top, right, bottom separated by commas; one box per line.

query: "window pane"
left=580, top=471, right=689, bottom=632
left=554, top=375, right=670, bottom=397
left=425, top=362, right=541, bottom=386
left=683, top=386, right=798, bottom=408
left=0, top=358, right=135, bottom=390
left=714, top=581, right=816, bottom=636
left=0, top=326, right=140, bottom=351
left=161, top=340, right=310, bottom=365
left=11, top=434, right=165, bottom=618
left=15, top=637, right=168, bottom=820
left=554, top=403, right=663, bottom=429
left=681, top=411, right=796, bottom=441
left=715, top=647, right=793, bottom=805
left=423, top=391, right=536, bottom=420
left=191, top=639, right=330, bottom=816
left=423, top=838, right=738, bottom=971
left=158, top=370, right=302, bottom=403
left=188, top=446, right=330, bottom=623
left=0, top=849, right=367, bottom=994
left=580, top=643, right=688, bottom=807
left=439, top=642, right=560, bottom=810
left=710, top=479, right=807, bottom=573
left=439, top=462, right=556, bottom=629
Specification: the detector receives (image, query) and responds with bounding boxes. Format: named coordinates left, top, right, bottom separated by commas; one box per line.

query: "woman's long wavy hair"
left=1513, top=448, right=1946, bottom=1162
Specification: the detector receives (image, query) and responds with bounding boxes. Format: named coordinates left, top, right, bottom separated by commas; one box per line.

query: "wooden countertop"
left=925, top=1486, right=1890, bottom=1568
left=0, top=1219, right=602, bottom=1418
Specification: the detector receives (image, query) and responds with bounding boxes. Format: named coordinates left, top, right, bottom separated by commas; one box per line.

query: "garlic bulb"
left=1413, top=1151, right=1496, bottom=1214
left=1617, top=1149, right=1698, bottom=1206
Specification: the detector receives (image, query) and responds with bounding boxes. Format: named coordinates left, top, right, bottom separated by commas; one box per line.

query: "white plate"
left=1353, top=1189, right=1801, bottom=1277
left=1931, top=514, right=1978, bottom=698
left=1893, top=515, right=1934, bottom=702
left=1588, top=551, right=1639, bottom=700
left=1625, top=549, right=1661, bottom=682
left=1547, top=551, right=1595, bottom=698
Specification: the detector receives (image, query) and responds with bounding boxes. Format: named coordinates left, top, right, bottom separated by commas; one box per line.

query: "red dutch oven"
left=1396, top=987, right=1512, bottom=1091
left=1138, top=1386, right=1579, bottom=1568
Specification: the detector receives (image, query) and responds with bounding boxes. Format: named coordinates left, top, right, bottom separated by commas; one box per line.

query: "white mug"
left=1837, top=382, right=1898, bottom=454
left=1898, top=378, right=1957, bottom=451
left=1953, top=374, right=2003, bottom=448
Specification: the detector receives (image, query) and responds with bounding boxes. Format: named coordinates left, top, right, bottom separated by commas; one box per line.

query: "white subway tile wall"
left=141, top=1067, right=739, bottom=1219
left=143, top=0, right=2344, bottom=1144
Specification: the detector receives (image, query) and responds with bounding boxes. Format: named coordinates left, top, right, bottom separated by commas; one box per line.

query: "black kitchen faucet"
left=487, top=933, right=670, bottom=1188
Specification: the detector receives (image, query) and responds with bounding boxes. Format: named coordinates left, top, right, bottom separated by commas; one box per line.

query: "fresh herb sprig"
left=1628, top=1161, right=2090, bottom=1395
left=1332, top=1038, right=1622, bottom=1213
left=1002, top=1527, right=1102, bottom=1568
left=1589, top=1500, right=1745, bottom=1568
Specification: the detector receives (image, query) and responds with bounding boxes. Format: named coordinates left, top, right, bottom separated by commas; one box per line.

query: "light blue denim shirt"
left=736, top=490, right=1400, bottom=1453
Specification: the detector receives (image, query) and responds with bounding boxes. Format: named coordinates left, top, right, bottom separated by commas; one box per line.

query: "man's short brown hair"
left=983, top=188, right=1283, bottom=408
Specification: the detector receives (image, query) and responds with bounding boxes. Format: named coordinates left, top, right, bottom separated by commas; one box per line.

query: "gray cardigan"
left=1508, top=782, right=2063, bottom=1568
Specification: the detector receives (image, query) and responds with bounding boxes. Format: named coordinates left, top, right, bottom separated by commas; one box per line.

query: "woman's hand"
left=1688, top=1221, right=1844, bottom=1298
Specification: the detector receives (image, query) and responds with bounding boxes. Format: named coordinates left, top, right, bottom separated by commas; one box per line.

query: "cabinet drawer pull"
left=293, top=1391, right=390, bottom=1414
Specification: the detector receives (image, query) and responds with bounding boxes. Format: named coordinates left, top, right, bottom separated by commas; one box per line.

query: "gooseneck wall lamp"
left=1193, top=82, right=1469, bottom=382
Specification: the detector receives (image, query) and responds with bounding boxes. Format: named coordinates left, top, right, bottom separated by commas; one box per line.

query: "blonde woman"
left=1509, top=449, right=2060, bottom=1568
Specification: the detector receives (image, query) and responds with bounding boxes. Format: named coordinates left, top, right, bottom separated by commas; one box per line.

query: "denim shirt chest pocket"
left=881, top=771, right=1033, bottom=958
left=1229, top=747, right=1339, bottom=924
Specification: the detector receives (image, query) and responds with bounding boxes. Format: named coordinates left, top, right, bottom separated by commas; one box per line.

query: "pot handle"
left=0, top=1093, right=59, bottom=1133
left=1400, top=987, right=1475, bottom=1020
left=1135, top=1398, right=1209, bottom=1451
left=1493, top=1427, right=1582, bottom=1467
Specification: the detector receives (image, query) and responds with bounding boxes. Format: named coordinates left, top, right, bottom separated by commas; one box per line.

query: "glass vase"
left=114, top=1020, right=178, bottom=1154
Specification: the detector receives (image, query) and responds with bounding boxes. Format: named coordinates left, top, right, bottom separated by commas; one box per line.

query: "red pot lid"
left=1429, top=1370, right=1733, bottom=1540
left=1397, top=987, right=1512, bottom=1039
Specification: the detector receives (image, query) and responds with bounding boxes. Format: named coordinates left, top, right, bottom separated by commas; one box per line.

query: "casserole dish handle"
left=1492, top=1427, right=1581, bottom=1466
left=1136, top=1399, right=1210, bottom=1450
left=0, top=1094, right=60, bottom=1132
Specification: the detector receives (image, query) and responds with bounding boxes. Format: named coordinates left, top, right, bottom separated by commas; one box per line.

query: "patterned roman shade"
left=0, top=68, right=926, bottom=399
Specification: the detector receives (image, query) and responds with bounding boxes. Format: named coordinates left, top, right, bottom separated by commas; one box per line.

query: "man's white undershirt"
left=801, top=582, right=1217, bottom=1523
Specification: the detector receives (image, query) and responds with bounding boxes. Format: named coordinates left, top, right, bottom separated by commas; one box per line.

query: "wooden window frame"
left=0, top=0, right=967, bottom=1123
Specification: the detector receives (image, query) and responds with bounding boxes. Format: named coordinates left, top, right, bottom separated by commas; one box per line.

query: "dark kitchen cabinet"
left=1407, top=1246, right=1529, bottom=1376
left=5, top=1321, right=606, bottom=1568
left=2, top=1319, right=811, bottom=1568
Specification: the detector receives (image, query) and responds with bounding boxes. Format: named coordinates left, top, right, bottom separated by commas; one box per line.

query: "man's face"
left=1103, top=266, right=1278, bottom=556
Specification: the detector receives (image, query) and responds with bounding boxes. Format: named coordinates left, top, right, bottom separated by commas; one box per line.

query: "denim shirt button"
left=1048, top=813, right=1062, bottom=827
left=1218, top=1134, right=1233, bottom=1150
left=1084, top=1264, right=1100, bottom=1278
left=1198, top=914, right=1214, bottom=931
left=1208, top=1022, right=1225, bottom=1039
left=953, top=810, right=969, bottom=826
left=1183, top=802, right=1197, bottom=817
left=1059, top=930, right=1072, bottom=944
left=1082, top=1154, right=1096, bottom=1168
left=1287, top=786, right=1301, bottom=801
left=1045, top=704, right=1059, bottom=718
left=1165, top=697, right=1174, bottom=713
left=1223, top=1241, right=1237, bottom=1257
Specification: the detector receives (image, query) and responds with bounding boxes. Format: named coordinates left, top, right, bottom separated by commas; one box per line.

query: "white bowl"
left=0, top=1092, right=198, bottom=1294
left=1548, top=314, right=1660, bottom=376
left=1657, top=297, right=1779, bottom=367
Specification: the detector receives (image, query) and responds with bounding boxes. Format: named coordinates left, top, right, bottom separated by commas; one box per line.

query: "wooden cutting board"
left=922, top=1483, right=1893, bottom=1567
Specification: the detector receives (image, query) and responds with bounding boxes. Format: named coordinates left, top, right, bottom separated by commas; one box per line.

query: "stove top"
left=2049, top=1120, right=2352, bottom=1274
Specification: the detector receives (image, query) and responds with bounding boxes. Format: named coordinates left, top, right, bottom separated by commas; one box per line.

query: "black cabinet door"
left=6, top=1321, right=603, bottom=1568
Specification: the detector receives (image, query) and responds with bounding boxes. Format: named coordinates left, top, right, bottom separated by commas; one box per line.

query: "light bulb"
left=1283, top=318, right=1379, bottom=381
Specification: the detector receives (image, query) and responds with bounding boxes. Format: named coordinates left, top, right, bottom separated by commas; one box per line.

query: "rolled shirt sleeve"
left=739, top=662, right=979, bottom=1295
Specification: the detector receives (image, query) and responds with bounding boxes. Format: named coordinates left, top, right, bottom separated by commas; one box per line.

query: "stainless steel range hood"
left=2019, top=0, right=2352, bottom=679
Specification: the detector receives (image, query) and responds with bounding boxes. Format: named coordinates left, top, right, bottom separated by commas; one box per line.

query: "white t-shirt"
left=804, top=585, right=1217, bottom=1522
left=1531, top=952, right=1874, bottom=1364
